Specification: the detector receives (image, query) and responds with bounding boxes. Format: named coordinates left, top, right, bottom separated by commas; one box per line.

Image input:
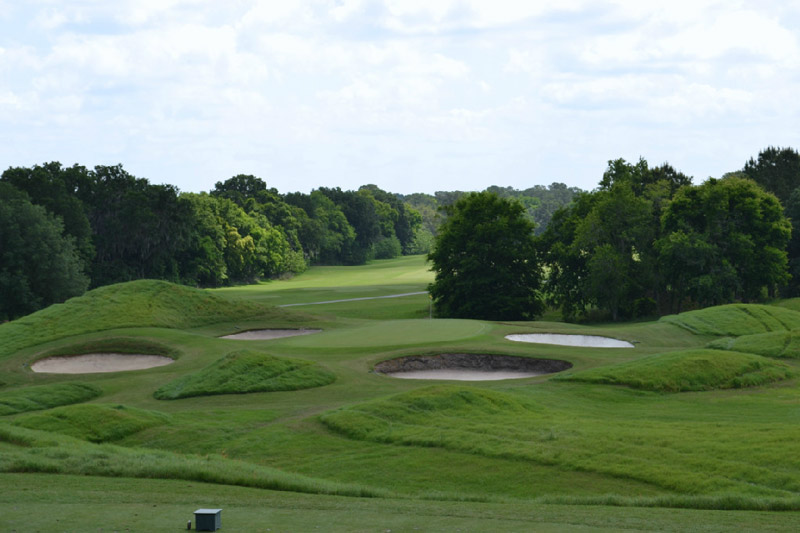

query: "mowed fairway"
left=1, top=255, right=800, bottom=531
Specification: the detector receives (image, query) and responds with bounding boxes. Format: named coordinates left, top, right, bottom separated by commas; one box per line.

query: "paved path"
left=278, top=291, right=428, bottom=307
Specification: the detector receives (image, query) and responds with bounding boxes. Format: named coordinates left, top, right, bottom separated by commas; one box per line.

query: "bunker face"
left=220, top=329, right=321, bottom=340
left=375, top=354, right=571, bottom=381
left=31, top=353, right=174, bottom=374
left=506, top=333, right=634, bottom=348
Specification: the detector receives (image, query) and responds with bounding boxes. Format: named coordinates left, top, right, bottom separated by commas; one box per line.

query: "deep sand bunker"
left=506, top=333, right=634, bottom=348
left=375, top=354, right=572, bottom=381
left=220, top=329, right=321, bottom=340
left=31, top=353, right=174, bottom=374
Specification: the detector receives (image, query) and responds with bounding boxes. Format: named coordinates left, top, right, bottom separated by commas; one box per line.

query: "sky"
left=2, top=1, right=800, bottom=195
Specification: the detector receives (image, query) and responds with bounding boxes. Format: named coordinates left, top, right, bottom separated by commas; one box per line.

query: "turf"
left=556, top=349, right=795, bottom=391
left=3, top=255, right=800, bottom=529
left=13, top=403, right=170, bottom=442
left=278, top=318, right=490, bottom=348
left=0, top=383, right=101, bottom=416
left=660, top=304, right=800, bottom=337
left=0, top=279, right=304, bottom=360
left=153, top=350, right=335, bottom=399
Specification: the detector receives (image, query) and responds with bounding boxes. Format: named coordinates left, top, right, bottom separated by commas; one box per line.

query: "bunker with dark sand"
left=505, top=333, right=634, bottom=348
left=220, top=329, right=321, bottom=340
left=375, top=353, right=571, bottom=381
left=31, top=353, right=174, bottom=374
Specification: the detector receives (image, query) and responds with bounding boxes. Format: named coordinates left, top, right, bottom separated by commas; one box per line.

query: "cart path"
left=278, top=291, right=428, bottom=307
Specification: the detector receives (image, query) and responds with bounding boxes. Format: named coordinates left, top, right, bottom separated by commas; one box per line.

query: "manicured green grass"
left=0, top=383, right=101, bottom=416
left=154, top=350, right=335, bottom=400
left=0, top=279, right=306, bottom=360
left=660, top=304, right=800, bottom=336
left=4, top=255, right=800, bottom=528
left=278, top=318, right=490, bottom=348
left=557, top=349, right=795, bottom=391
left=13, top=404, right=170, bottom=442
left=708, top=330, right=800, bottom=359
left=6, top=474, right=799, bottom=533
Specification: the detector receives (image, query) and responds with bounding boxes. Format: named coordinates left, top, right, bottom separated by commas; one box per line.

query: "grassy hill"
left=0, top=279, right=305, bottom=360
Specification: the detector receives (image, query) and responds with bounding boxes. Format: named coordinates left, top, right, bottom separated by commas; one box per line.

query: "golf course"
left=1, top=254, right=799, bottom=531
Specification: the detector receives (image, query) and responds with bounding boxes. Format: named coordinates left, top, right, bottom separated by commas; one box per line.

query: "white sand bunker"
left=506, top=333, right=634, bottom=348
left=375, top=354, right=571, bottom=381
left=220, top=329, right=321, bottom=340
left=31, top=353, right=174, bottom=374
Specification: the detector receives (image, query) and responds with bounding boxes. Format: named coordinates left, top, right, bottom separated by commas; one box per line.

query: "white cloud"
left=2, top=1, right=800, bottom=193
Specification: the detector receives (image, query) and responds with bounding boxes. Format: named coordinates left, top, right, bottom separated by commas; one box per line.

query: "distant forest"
left=2, top=146, right=800, bottom=321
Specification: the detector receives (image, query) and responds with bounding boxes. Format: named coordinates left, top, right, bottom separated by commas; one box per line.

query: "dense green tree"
left=541, top=158, right=691, bottom=320
left=538, top=192, right=596, bottom=320
left=742, top=146, right=800, bottom=206
left=660, top=176, right=790, bottom=306
left=428, top=192, right=543, bottom=320
left=317, top=187, right=382, bottom=264
left=0, top=183, right=89, bottom=320
left=1, top=162, right=94, bottom=270
left=85, top=165, right=193, bottom=285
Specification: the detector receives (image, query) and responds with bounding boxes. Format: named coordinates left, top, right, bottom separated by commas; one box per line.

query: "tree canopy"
left=0, top=183, right=89, bottom=320
left=427, top=192, right=544, bottom=320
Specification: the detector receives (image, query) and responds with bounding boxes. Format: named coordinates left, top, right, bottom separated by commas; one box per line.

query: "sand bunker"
left=220, top=329, right=321, bottom=340
left=375, top=354, right=571, bottom=381
left=31, top=353, right=174, bottom=374
left=505, top=333, right=634, bottom=348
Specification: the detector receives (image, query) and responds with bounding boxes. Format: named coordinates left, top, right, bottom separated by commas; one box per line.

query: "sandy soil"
left=384, top=369, right=547, bottom=381
left=505, top=333, right=634, bottom=348
left=220, top=329, right=321, bottom=340
left=31, top=353, right=174, bottom=374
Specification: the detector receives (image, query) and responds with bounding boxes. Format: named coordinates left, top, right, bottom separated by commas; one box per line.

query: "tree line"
left=429, top=147, right=800, bottom=322
left=0, top=161, right=578, bottom=320
left=5, top=146, right=796, bottom=322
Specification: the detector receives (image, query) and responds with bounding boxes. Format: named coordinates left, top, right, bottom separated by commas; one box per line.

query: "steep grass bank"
left=0, top=280, right=305, bottom=359
left=660, top=304, right=800, bottom=336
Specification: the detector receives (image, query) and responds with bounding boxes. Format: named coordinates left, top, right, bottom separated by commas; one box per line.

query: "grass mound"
left=0, top=280, right=302, bottom=360
left=659, top=304, right=800, bottom=337
left=321, top=386, right=533, bottom=443
left=0, top=383, right=102, bottom=416
left=13, top=404, right=169, bottom=443
left=154, top=350, right=335, bottom=400
left=557, top=349, right=794, bottom=392
left=708, top=330, right=800, bottom=359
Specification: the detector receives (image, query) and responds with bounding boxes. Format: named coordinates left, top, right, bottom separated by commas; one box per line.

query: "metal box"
left=194, top=508, right=222, bottom=531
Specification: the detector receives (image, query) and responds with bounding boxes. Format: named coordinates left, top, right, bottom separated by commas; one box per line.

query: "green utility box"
left=194, top=508, right=222, bottom=531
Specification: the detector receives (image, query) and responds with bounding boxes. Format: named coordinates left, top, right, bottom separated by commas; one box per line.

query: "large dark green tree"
left=0, top=183, right=89, bottom=320
left=742, top=146, right=800, bottom=206
left=659, top=176, right=790, bottom=305
left=427, top=192, right=544, bottom=320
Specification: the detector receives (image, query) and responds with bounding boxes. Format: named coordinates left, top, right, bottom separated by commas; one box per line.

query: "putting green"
left=279, top=319, right=490, bottom=348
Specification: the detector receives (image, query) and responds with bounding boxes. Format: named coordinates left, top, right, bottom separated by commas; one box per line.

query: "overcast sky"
left=2, top=1, right=800, bottom=195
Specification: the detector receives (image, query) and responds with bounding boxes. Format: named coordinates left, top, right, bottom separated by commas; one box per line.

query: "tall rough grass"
left=154, top=350, right=335, bottom=400
left=556, top=349, right=795, bottom=392
left=660, top=304, right=800, bottom=336
left=0, top=383, right=101, bottom=416
left=0, top=279, right=304, bottom=359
